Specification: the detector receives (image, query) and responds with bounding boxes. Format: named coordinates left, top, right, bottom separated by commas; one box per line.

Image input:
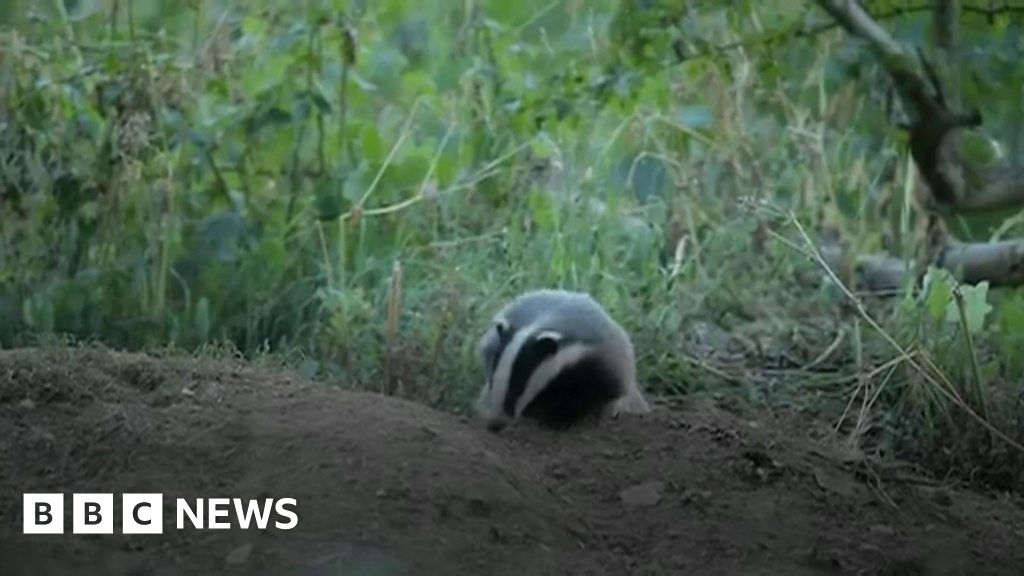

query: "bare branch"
left=812, top=0, right=1024, bottom=215
left=814, top=0, right=915, bottom=58
left=932, top=0, right=962, bottom=108
left=959, top=166, right=1024, bottom=213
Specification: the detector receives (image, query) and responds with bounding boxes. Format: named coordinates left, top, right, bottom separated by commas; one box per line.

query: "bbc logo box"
left=73, top=493, right=114, bottom=534
left=22, top=493, right=297, bottom=534
left=22, top=493, right=64, bottom=535
left=23, top=493, right=164, bottom=535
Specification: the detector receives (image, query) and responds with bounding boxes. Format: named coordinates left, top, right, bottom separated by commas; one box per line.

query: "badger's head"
left=476, top=314, right=591, bottom=432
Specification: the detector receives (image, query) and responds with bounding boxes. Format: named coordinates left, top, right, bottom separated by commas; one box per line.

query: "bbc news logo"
left=23, top=493, right=298, bottom=534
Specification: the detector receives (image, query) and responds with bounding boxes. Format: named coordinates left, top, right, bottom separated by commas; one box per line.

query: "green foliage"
left=922, top=268, right=992, bottom=333
left=1, top=0, right=1023, bottom=488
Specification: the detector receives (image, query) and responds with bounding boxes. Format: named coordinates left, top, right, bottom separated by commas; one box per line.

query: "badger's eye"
left=534, top=330, right=562, bottom=356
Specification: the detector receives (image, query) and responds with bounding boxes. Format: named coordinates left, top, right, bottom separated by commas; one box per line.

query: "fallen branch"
left=821, top=238, right=1024, bottom=292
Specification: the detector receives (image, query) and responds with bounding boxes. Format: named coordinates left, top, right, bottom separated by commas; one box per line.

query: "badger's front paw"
left=605, top=398, right=627, bottom=420
left=606, top=393, right=651, bottom=420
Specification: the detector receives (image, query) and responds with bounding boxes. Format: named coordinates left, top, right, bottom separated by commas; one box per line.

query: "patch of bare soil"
left=0, top=347, right=1021, bottom=575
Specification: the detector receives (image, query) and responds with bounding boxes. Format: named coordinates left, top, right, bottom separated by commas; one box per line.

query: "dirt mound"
left=1, top=347, right=1022, bottom=575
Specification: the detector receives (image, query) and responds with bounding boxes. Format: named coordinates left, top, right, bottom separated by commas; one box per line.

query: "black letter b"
left=35, top=502, right=52, bottom=525
left=85, top=502, right=102, bottom=525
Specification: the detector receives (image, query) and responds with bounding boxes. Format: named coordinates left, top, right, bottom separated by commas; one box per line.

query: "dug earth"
left=0, top=347, right=1021, bottom=575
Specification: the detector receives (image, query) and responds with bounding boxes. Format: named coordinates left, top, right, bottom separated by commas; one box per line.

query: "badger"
left=474, top=289, right=651, bottom=432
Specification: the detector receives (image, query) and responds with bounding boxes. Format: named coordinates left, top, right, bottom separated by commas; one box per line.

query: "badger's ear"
left=494, top=317, right=510, bottom=337
left=534, top=330, right=562, bottom=355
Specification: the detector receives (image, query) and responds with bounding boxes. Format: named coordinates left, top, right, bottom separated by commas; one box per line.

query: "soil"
left=1, top=347, right=1022, bottom=576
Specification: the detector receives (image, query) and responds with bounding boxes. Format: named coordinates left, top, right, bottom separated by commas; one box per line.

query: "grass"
left=2, top=0, right=1023, bottom=490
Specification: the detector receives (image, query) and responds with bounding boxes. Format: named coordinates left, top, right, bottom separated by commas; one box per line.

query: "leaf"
left=433, top=150, right=457, bottom=188
left=961, top=130, right=1003, bottom=167
left=946, top=282, right=992, bottom=334
left=308, top=85, right=333, bottom=114
left=196, top=297, right=210, bottom=342
left=998, top=295, right=1024, bottom=334
left=349, top=71, right=379, bottom=92
left=246, top=105, right=292, bottom=136
left=298, top=359, right=320, bottom=379
left=527, top=189, right=555, bottom=231
left=923, top=267, right=954, bottom=321
left=257, top=238, right=288, bottom=271
left=529, top=135, right=556, bottom=160
left=834, top=189, right=859, bottom=220
left=314, top=174, right=349, bottom=221
left=362, top=124, right=384, bottom=164
left=677, top=105, right=714, bottom=129
left=390, top=149, right=431, bottom=188
left=628, top=155, right=668, bottom=202
left=241, top=16, right=267, bottom=42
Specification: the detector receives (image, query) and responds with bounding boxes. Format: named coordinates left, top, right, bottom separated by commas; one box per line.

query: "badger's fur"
left=475, top=289, right=651, bottom=432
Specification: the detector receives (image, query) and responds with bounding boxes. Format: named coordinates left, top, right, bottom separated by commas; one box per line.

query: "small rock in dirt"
left=123, top=539, right=145, bottom=552
left=226, top=542, right=253, bottom=566
left=33, top=427, right=56, bottom=444
left=930, top=489, right=953, bottom=507
left=742, top=450, right=777, bottom=469
left=813, top=467, right=858, bottom=498
left=547, top=464, right=572, bottom=480
left=711, top=427, right=740, bottom=443
left=17, top=398, right=35, bottom=410
left=678, top=487, right=712, bottom=507
left=466, top=497, right=491, bottom=517
left=869, top=524, right=895, bottom=536
left=741, top=449, right=784, bottom=482
left=858, top=543, right=882, bottom=553
left=620, top=481, right=664, bottom=507
left=803, top=545, right=844, bottom=570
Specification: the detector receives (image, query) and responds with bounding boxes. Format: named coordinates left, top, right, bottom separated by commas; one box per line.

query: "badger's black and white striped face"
left=490, top=326, right=562, bottom=416
left=478, top=316, right=605, bottom=431
left=479, top=318, right=560, bottom=430
left=475, top=289, right=649, bottom=432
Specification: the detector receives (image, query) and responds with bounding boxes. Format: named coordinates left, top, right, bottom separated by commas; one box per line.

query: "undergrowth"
left=1, top=1, right=1022, bottom=490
